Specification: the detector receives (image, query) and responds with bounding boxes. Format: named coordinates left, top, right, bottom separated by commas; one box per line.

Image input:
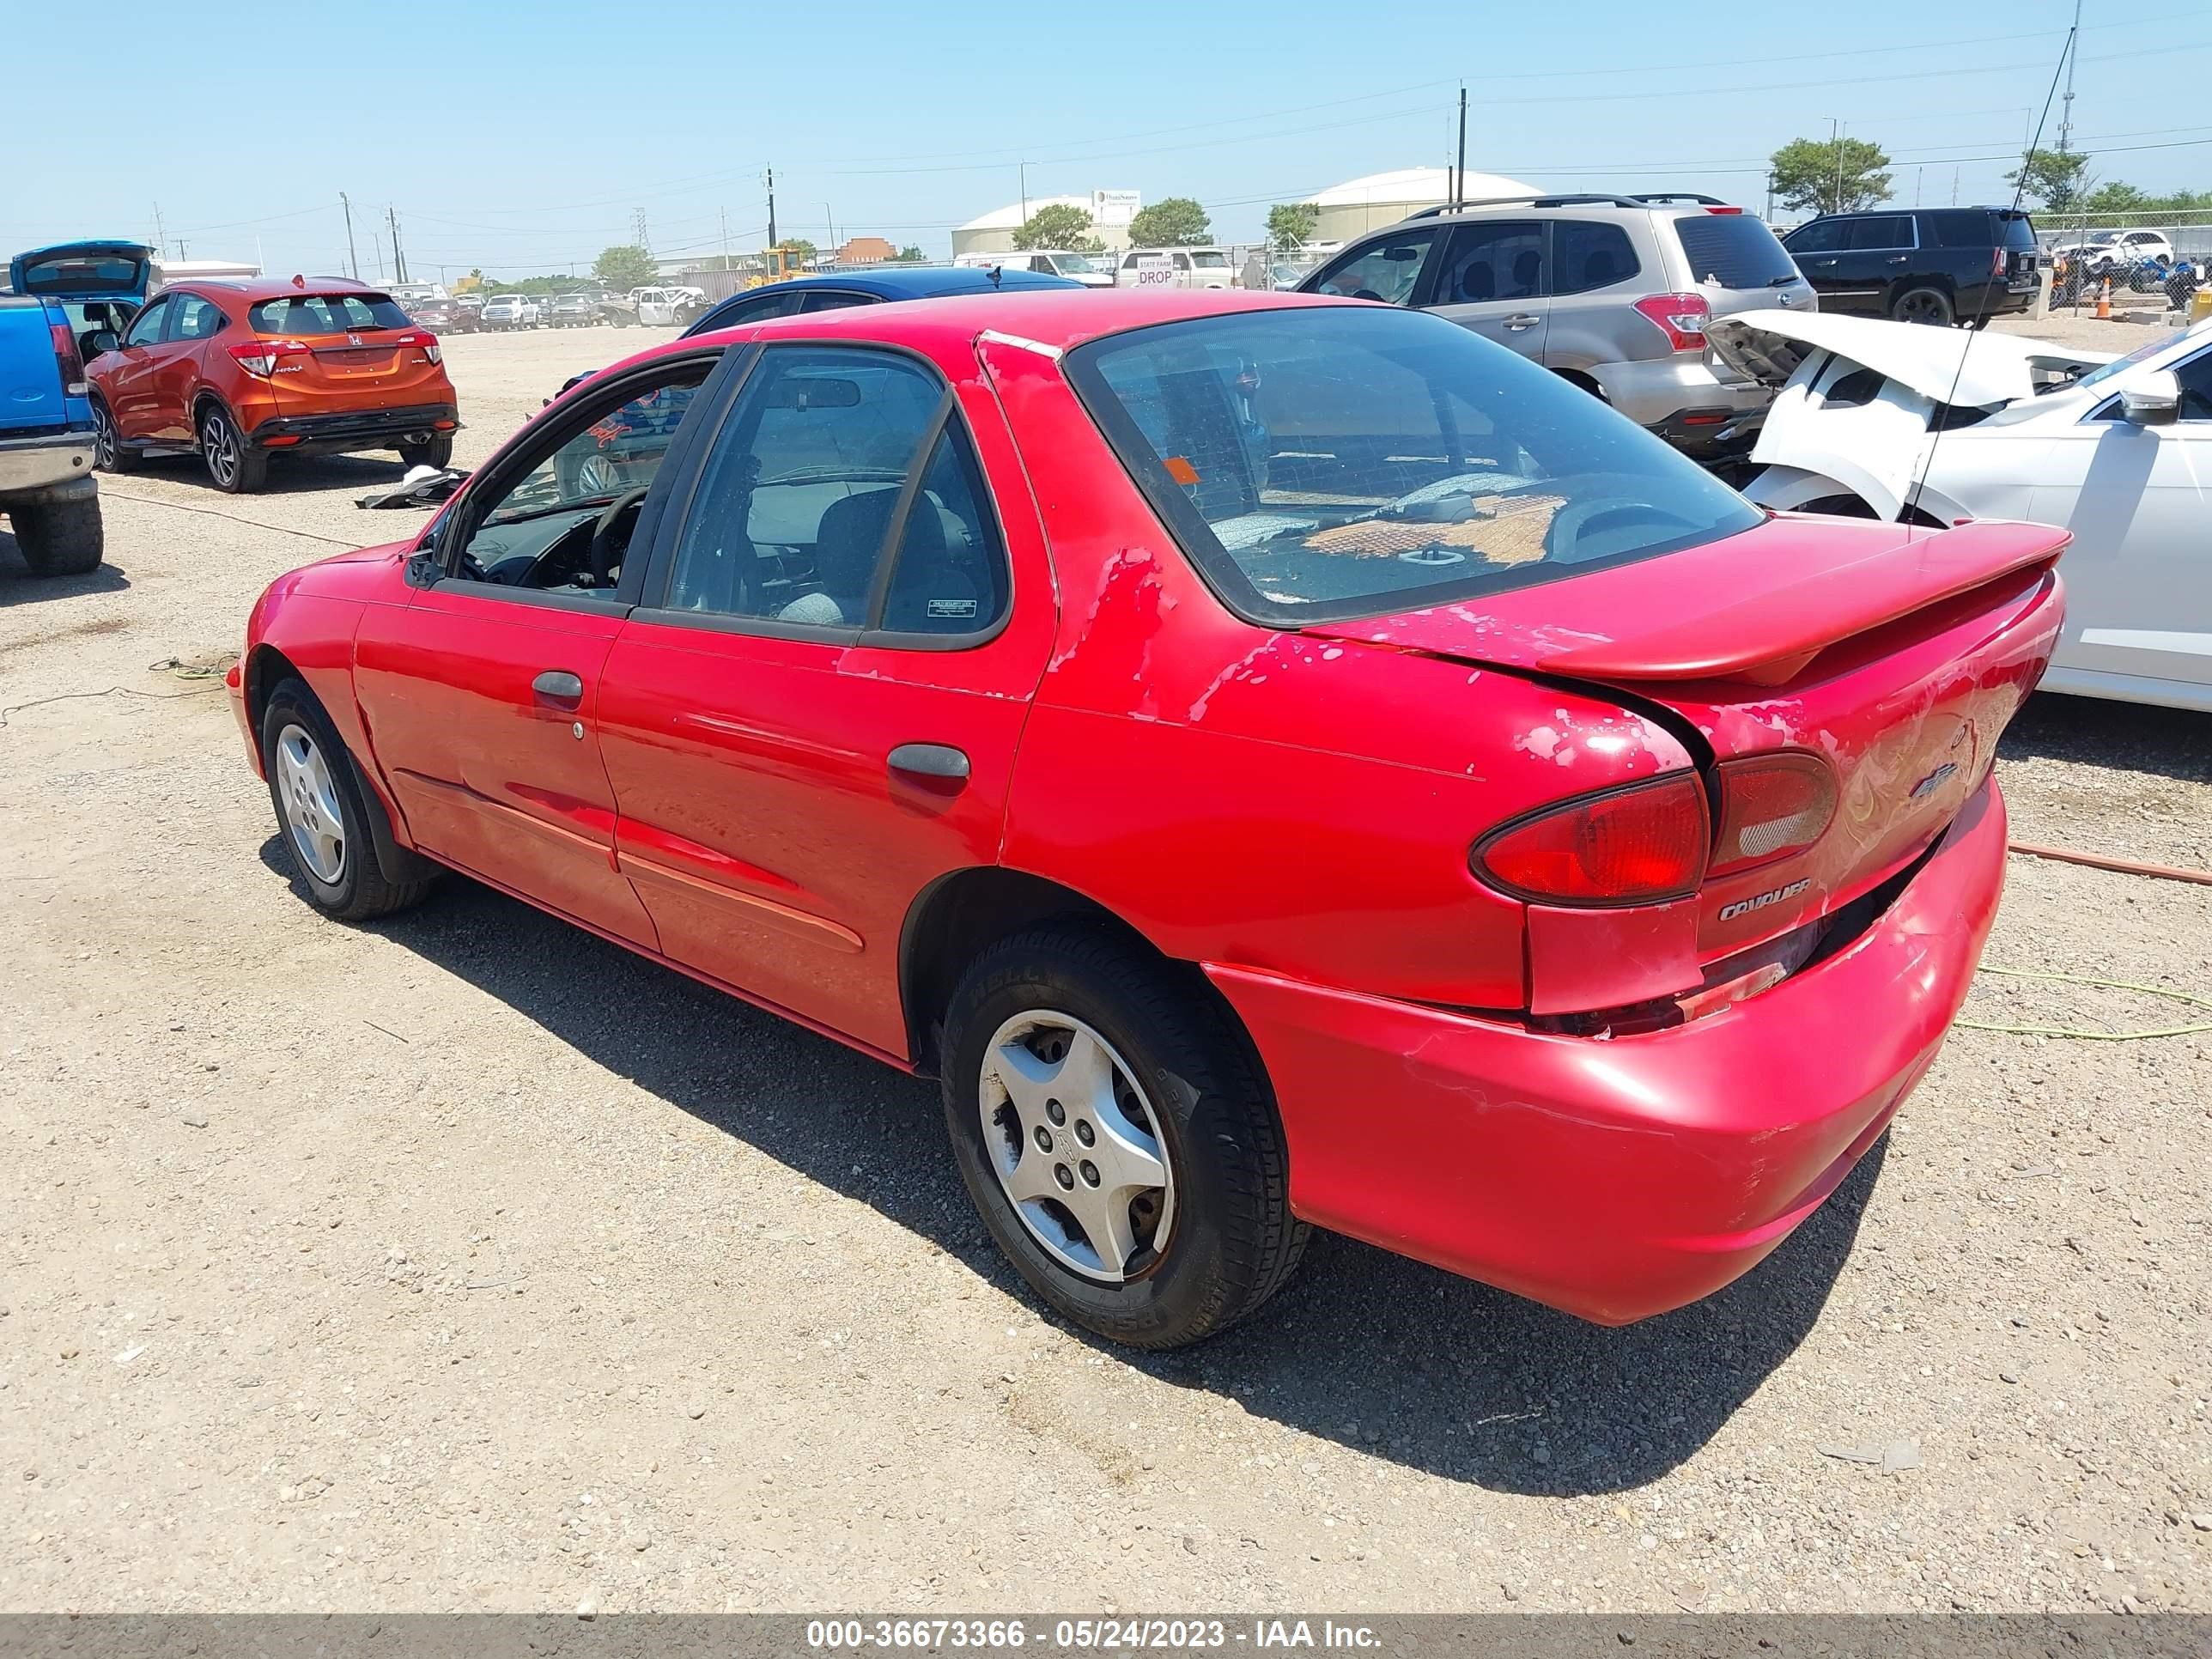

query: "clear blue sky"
left=9, top=0, right=2209, bottom=279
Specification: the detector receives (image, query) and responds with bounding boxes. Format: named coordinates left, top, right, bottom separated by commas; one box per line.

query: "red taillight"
left=1709, top=753, right=1836, bottom=876
left=50, top=322, right=86, bottom=396
left=1632, top=290, right=1711, bottom=352
left=1474, top=774, right=1709, bottom=906
left=228, top=337, right=304, bottom=377
left=1705, top=205, right=1744, bottom=215
left=1992, top=246, right=2008, bottom=279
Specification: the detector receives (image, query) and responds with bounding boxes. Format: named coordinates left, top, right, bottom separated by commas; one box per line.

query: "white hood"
left=1707, top=309, right=2113, bottom=408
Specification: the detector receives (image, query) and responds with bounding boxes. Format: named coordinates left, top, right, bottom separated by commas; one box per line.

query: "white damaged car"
left=1711, top=310, right=2212, bottom=714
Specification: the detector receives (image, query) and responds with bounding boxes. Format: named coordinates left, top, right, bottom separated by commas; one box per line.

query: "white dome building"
left=951, top=190, right=1142, bottom=258
left=1309, top=167, right=1540, bottom=243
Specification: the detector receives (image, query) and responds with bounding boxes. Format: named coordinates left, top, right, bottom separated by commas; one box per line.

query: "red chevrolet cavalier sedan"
left=228, top=290, right=2064, bottom=1347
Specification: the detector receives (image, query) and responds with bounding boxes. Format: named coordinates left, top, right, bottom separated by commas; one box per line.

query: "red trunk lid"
left=1305, top=514, right=2067, bottom=972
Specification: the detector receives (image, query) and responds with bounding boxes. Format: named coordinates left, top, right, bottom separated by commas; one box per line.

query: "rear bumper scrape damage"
left=1205, top=776, right=2009, bottom=1326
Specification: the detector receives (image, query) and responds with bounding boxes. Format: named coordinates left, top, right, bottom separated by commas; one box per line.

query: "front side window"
left=665, top=346, right=1009, bottom=631
left=122, top=297, right=171, bottom=347
left=1191, top=251, right=1230, bottom=270
left=248, top=293, right=412, bottom=334
left=452, top=360, right=717, bottom=592
left=1066, top=307, right=1761, bottom=627
left=1308, top=231, right=1437, bottom=306
left=1432, top=221, right=1546, bottom=304
left=1783, top=218, right=1841, bottom=254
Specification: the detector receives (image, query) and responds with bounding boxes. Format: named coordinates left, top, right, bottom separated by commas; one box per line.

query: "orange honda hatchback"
left=85, top=276, right=460, bottom=493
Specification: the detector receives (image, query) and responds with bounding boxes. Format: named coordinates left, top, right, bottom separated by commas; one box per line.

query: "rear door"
left=1544, top=219, right=1643, bottom=371
left=153, top=291, right=228, bottom=439
left=1836, top=213, right=1917, bottom=313
left=1423, top=219, right=1549, bottom=362
left=596, top=341, right=1055, bottom=1057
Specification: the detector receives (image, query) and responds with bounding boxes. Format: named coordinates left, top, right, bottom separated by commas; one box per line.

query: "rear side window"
left=1431, top=221, right=1546, bottom=303
left=1674, top=215, right=1800, bottom=287
left=1844, top=216, right=1914, bottom=251
left=664, top=346, right=1008, bottom=638
left=168, top=294, right=227, bottom=342
left=248, top=293, right=412, bottom=334
left=1927, top=210, right=1995, bottom=248
left=1552, top=222, right=1640, bottom=295
left=1997, top=214, right=2039, bottom=251
left=1065, top=306, right=1761, bottom=627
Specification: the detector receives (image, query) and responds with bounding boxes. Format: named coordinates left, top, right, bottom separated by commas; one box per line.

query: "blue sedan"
left=681, top=264, right=1080, bottom=337
left=552, top=265, right=1083, bottom=401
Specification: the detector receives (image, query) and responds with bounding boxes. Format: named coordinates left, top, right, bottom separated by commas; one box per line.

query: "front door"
left=2031, top=345, right=2212, bottom=698
left=353, top=349, right=726, bottom=946
left=595, top=342, right=1054, bottom=1059
left=1423, top=219, right=1550, bottom=362
left=103, top=295, right=174, bottom=440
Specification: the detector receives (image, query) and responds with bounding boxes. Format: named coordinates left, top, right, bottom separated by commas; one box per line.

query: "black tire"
left=1890, top=286, right=1955, bottom=326
left=198, top=403, right=268, bottom=494
left=398, top=434, right=454, bottom=471
left=940, top=927, right=1308, bottom=1349
left=8, top=495, right=104, bottom=577
left=260, top=678, right=438, bottom=921
left=90, top=398, right=138, bottom=473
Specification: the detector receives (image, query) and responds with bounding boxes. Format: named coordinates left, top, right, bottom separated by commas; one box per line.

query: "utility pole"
left=1454, top=84, right=1468, bottom=210
left=764, top=167, right=777, bottom=252
left=2058, top=0, right=2081, bottom=154
left=720, top=207, right=730, bottom=272
left=1830, top=118, right=1846, bottom=215
left=824, top=204, right=836, bottom=258
left=372, top=233, right=386, bottom=282
left=386, top=206, right=406, bottom=284
left=176, top=240, right=189, bottom=262
left=1764, top=170, right=1776, bottom=222
left=632, top=207, right=650, bottom=255
left=340, top=193, right=359, bottom=280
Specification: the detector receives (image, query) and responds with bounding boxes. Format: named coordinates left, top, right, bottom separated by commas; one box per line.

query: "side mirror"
left=87, top=331, right=120, bottom=357
left=2119, top=369, right=2180, bottom=427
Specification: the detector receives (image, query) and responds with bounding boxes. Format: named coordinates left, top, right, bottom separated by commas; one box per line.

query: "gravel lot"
left=2, top=323, right=2207, bottom=1617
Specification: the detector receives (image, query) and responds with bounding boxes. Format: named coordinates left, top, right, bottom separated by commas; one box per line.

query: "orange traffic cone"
left=2095, top=277, right=2112, bottom=319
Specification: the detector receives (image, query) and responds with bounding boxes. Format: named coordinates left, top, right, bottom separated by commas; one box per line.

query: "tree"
left=593, top=244, right=655, bottom=292
left=893, top=245, right=926, bottom=263
left=1266, top=202, right=1320, bottom=252
left=778, top=239, right=818, bottom=265
left=1127, top=197, right=1212, bottom=246
left=1014, top=204, right=1096, bottom=251
left=2008, top=147, right=2092, bottom=211
left=1769, top=136, right=1893, bottom=216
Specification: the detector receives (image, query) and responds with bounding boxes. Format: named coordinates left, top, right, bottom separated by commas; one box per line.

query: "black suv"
left=1780, top=206, right=2041, bottom=326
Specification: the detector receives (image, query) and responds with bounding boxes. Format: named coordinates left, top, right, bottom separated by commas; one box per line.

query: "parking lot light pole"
left=1455, top=85, right=1467, bottom=210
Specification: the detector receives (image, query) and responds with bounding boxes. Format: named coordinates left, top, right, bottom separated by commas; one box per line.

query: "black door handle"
left=532, top=670, right=584, bottom=709
left=888, top=743, right=970, bottom=787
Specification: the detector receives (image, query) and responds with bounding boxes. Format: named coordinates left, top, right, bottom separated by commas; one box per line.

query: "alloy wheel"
left=93, top=403, right=118, bottom=470
left=1896, top=292, right=1951, bottom=326
left=977, top=1012, right=1176, bottom=1284
left=273, top=722, right=346, bottom=884
left=576, top=453, right=623, bottom=495
left=202, top=410, right=240, bottom=488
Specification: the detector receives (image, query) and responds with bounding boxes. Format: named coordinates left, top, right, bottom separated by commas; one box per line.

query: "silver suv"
left=1297, top=193, right=1816, bottom=459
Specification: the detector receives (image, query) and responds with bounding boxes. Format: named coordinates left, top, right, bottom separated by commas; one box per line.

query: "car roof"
left=750, top=266, right=1081, bottom=300
left=171, top=274, right=397, bottom=302
left=686, top=287, right=1351, bottom=356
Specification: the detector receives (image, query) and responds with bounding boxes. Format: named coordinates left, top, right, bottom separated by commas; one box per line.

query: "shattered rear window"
left=1065, top=306, right=1761, bottom=627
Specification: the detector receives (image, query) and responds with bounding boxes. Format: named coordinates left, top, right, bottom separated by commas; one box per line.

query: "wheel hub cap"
left=978, top=1012, right=1174, bottom=1284
left=274, top=723, right=345, bottom=884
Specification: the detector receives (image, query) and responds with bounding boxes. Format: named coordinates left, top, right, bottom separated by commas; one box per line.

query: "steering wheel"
left=1544, top=497, right=1706, bottom=564
left=589, top=486, right=652, bottom=586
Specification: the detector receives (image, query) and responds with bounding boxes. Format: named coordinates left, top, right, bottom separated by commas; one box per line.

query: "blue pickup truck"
left=0, top=242, right=142, bottom=575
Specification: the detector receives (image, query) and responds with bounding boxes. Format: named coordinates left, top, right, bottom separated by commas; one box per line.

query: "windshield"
left=1065, top=306, right=1763, bottom=626
left=2069, top=331, right=2185, bottom=396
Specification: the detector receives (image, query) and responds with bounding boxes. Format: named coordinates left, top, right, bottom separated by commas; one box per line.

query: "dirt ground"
left=2, top=324, right=2207, bottom=1617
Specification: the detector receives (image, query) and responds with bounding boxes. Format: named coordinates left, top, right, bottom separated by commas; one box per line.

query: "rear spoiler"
left=1534, top=520, right=2068, bottom=686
